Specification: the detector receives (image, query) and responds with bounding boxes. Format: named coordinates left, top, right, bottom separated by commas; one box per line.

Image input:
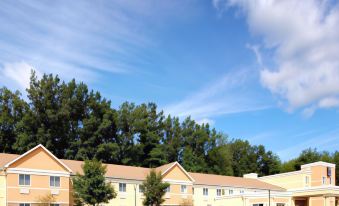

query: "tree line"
left=0, top=72, right=338, bottom=182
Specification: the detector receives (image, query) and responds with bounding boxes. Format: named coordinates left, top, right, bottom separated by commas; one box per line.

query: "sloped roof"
left=189, top=172, right=285, bottom=191
left=3, top=144, right=72, bottom=172
left=0, top=153, right=18, bottom=169
left=62, top=159, right=151, bottom=180
left=0, top=152, right=284, bottom=191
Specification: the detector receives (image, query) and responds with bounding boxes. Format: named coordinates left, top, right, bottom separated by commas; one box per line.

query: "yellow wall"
left=260, top=172, right=307, bottom=189
left=0, top=173, right=6, bottom=206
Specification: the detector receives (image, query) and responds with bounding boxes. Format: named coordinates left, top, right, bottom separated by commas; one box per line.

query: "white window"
left=216, top=189, right=222, bottom=196
left=181, top=185, right=187, bottom=193
left=19, top=204, right=30, bottom=206
left=203, top=188, right=208, bottom=196
left=51, top=204, right=60, bottom=206
left=139, top=185, right=144, bottom=193
left=305, top=176, right=309, bottom=186
left=229, top=189, right=233, bottom=195
left=19, top=174, right=30, bottom=186
left=253, top=204, right=264, bottom=206
left=240, top=190, right=244, bottom=194
left=322, top=177, right=326, bottom=185
left=165, top=186, right=170, bottom=193
left=330, top=177, right=332, bottom=184
left=277, top=203, right=285, bottom=206
left=50, top=176, right=60, bottom=187
left=119, top=183, right=126, bottom=192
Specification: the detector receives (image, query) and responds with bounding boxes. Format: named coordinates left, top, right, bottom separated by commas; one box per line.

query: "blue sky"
left=1, top=0, right=339, bottom=161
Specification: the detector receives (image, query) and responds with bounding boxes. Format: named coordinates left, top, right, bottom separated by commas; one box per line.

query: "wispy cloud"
left=0, top=0, right=193, bottom=91
left=277, top=128, right=339, bottom=161
left=215, top=0, right=339, bottom=116
left=164, top=68, right=272, bottom=124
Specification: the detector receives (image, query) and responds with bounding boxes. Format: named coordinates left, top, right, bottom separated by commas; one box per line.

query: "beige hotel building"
left=0, top=144, right=339, bottom=206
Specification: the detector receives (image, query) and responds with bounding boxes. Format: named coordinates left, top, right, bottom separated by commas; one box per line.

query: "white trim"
left=288, top=185, right=339, bottom=192
left=301, top=161, right=335, bottom=169
left=163, top=179, right=193, bottom=185
left=7, top=168, right=70, bottom=177
left=7, top=186, right=68, bottom=191
left=259, top=170, right=311, bottom=179
left=8, top=201, right=69, bottom=204
left=161, top=162, right=195, bottom=182
left=4, top=144, right=72, bottom=172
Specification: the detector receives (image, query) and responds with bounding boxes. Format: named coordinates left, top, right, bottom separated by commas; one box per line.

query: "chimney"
left=243, top=173, right=258, bottom=179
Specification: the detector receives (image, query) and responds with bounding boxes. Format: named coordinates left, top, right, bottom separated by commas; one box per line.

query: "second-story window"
left=19, top=174, right=30, bottom=186
left=229, top=189, right=234, bottom=195
left=119, top=183, right=126, bottom=192
left=181, top=185, right=187, bottom=193
left=165, top=186, right=171, bottom=193
left=50, top=176, right=60, bottom=187
left=203, top=188, right=208, bottom=196
left=139, top=185, right=144, bottom=193
left=322, top=177, right=326, bottom=185
left=305, top=176, right=309, bottom=186
left=216, top=189, right=222, bottom=196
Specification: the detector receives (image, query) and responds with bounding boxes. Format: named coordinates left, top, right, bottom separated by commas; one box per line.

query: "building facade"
left=0, top=144, right=338, bottom=206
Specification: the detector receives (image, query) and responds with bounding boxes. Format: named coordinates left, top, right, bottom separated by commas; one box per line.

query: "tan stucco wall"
left=6, top=173, right=70, bottom=203
left=163, top=165, right=192, bottom=182
left=311, top=166, right=335, bottom=187
left=9, top=148, right=67, bottom=172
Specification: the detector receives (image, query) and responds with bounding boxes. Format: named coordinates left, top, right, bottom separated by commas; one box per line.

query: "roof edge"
left=4, top=144, right=72, bottom=173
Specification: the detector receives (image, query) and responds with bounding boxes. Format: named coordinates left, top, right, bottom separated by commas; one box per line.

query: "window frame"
left=322, top=176, right=326, bottom=185
left=19, top=204, right=30, bottom=206
left=276, top=203, right=285, bottom=206
left=229, top=189, right=234, bottom=195
left=119, top=183, right=127, bottom=192
left=19, top=174, right=30, bottom=186
left=50, top=176, right=61, bottom=188
left=50, top=204, right=60, bottom=206
left=139, top=185, right=144, bottom=193
left=216, top=188, right=222, bottom=196
left=203, top=188, right=208, bottom=196
left=165, top=185, right=171, bottom=193
left=181, top=185, right=187, bottom=193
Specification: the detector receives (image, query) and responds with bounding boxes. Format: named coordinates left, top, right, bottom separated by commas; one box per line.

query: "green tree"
left=73, top=159, right=116, bottom=206
left=142, top=169, right=170, bottom=206
left=0, top=87, right=28, bottom=153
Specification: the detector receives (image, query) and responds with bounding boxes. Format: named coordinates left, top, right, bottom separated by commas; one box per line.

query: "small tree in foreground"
left=142, top=169, right=170, bottom=206
left=36, top=194, right=56, bottom=206
left=73, top=159, right=117, bottom=206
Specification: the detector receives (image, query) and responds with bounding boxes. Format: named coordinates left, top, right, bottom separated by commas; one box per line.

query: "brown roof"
left=0, top=153, right=284, bottom=191
left=189, top=172, right=285, bottom=191
left=62, top=159, right=151, bottom=180
left=0, top=153, right=19, bottom=168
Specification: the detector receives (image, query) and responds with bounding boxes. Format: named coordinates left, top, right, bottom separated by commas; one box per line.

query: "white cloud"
left=0, top=0, right=195, bottom=91
left=196, top=118, right=215, bottom=126
left=164, top=69, right=272, bottom=122
left=218, top=0, right=339, bottom=114
left=0, top=62, right=41, bottom=90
